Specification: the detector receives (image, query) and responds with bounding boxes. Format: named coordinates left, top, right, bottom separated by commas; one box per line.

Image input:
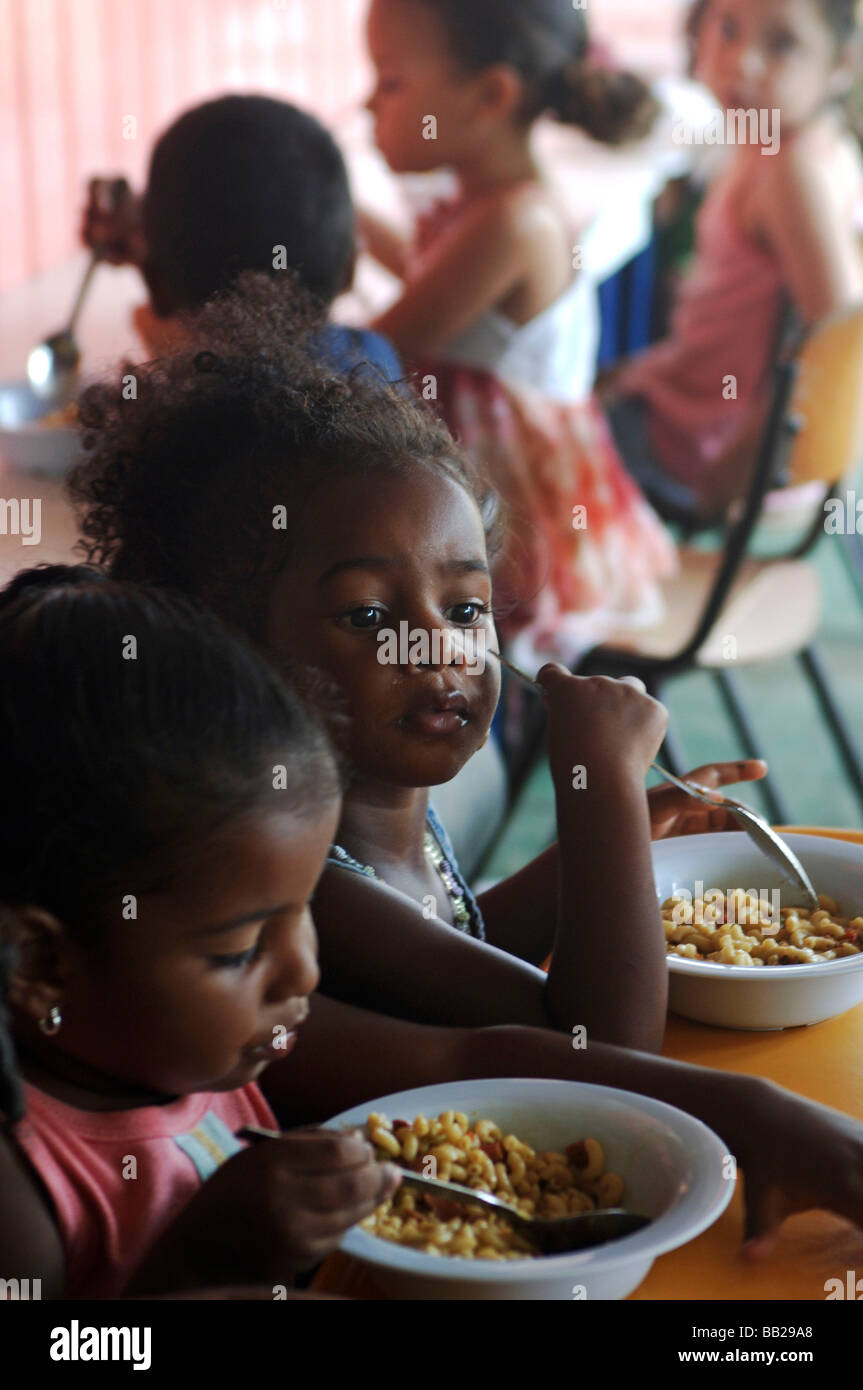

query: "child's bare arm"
left=371, top=195, right=531, bottom=357
left=356, top=208, right=410, bottom=280
left=311, top=868, right=552, bottom=1030
left=0, top=1130, right=66, bottom=1299
left=522, top=668, right=669, bottom=1053
left=758, top=141, right=863, bottom=324
left=261, top=997, right=863, bottom=1252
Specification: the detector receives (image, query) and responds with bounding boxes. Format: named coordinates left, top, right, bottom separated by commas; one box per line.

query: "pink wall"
left=0, top=0, right=688, bottom=294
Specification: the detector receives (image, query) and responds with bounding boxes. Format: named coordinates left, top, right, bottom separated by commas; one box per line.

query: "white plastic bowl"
left=654, top=831, right=863, bottom=1030
left=0, top=381, right=79, bottom=476
left=326, top=1077, right=732, bottom=1300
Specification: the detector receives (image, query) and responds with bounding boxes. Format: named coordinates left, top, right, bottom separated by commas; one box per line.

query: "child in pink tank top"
left=608, top=0, right=863, bottom=516
left=0, top=568, right=399, bottom=1299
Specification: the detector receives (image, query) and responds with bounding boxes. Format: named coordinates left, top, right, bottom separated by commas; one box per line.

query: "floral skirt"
left=416, top=360, right=678, bottom=667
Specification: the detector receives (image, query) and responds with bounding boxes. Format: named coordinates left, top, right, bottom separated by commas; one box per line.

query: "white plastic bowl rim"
left=326, top=1078, right=733, bottom=1285
left=657, top=831, right=863, bottom=982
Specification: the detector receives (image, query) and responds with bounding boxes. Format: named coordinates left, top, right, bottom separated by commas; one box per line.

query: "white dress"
left=437, top=272, right=599, bottom=405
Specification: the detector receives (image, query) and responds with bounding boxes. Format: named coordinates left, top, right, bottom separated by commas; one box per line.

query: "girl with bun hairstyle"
left=359, top=0, right=676, bottom=665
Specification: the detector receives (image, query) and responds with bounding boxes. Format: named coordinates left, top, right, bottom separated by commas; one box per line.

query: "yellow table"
left=316, top=827, right=863, bottom=1300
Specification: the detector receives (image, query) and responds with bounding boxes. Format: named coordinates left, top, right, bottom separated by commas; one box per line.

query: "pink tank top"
left=14, top=1080, right=278, bottom=1298
left=619, top=177, right=785, bottom=481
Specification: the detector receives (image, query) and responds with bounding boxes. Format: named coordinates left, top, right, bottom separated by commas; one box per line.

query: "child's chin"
left=207, top=1057, right=269, bottom=1091
left=391, top=742, right=478, bottom=788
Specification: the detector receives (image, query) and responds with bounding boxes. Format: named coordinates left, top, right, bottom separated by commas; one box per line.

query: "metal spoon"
left=396, top=1168, right=651, bottom=1255
left=651, top=761, right=820, bottom=911
left=26, top=256, right=99, bottom=403
left=26, top=178, right=128, bottom=403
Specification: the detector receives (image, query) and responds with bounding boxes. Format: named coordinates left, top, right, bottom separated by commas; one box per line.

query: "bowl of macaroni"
left=653, top=832, right=863, bottom=1030
left=325, top=1078, right=732, bottom=1300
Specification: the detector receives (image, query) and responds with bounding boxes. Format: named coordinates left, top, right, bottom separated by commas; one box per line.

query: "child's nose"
left=265, top=915, right=320, bottom=1003
left=738, top=46, right=765, bottom=81
left=403, top=622, right=465, bottom=671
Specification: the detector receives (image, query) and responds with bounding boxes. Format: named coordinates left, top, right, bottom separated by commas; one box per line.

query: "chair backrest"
left=785, top=303, right=863, bottom=487
left=670, top=304, right=863, bottom=664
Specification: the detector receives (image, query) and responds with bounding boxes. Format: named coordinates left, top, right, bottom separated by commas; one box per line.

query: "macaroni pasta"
left=362, top=1110, right=625, bottom=1260
left=664, top=889, right=862, bottom=966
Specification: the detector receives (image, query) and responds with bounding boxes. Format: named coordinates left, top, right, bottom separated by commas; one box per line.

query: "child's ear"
left=5, top=907, right=67, bottom=1024
left=475, top=63, right=526, bottom=125
left=131, top=303, right=193, bottom=358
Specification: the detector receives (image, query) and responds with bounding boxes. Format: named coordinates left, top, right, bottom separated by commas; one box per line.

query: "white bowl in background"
left=654, top=832, right=863, bottom=1031
left=0, top=381, right=79, bottom=476
left=326, top=1077, right=732, bottom=1300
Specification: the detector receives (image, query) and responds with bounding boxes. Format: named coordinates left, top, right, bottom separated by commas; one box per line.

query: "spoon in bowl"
left=396, top=1167, right=651, bottom=1255
left=650, top=761, right=820, bottom=911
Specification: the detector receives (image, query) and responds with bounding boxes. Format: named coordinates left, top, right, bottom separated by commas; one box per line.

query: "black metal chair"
left=576, top=305, right=863, bottom=820
left=492, top=305, right=863, bottom=834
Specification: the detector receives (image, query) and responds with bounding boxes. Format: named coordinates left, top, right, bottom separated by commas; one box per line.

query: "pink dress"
left=14, top=1080, right=277, bottom=1298
left=618, top=175, right=786, bottom=486
left=407, top=195, right=677, bottom=665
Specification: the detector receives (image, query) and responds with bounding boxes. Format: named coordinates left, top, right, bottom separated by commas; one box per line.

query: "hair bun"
left=548, top=63, right=660, bottom=146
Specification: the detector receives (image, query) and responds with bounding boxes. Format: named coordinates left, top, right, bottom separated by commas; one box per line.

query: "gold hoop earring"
left=38, top=1005, right=63, bottom=1036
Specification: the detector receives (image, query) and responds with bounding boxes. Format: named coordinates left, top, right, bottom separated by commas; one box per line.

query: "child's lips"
left=244, top=1006, right=308, bottom=1061
left=244, top=1031, right=298, bottom=1062
left=401, top=710, right=469, bottom=737
left=397, top=692, right=471, bottom=738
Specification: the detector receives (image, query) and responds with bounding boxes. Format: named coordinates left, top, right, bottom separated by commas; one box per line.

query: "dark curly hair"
left=0, top=563, right=339, bottom=1128
left=415, top=0, right=659, bottom=145
left=68, top=275, right=499, bottom=652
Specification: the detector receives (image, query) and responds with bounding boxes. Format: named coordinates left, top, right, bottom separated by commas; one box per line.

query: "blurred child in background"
left=358, top=0, right=677, bottom=666
left=605, top=0, right=863, bottom=520
left=81, top=95, right=402, bottom=380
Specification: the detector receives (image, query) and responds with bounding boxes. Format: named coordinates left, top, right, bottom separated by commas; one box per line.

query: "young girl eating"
left=2, top=569, right=862, bottom=1287
left=607, top=0, right=863, bottom=517
left=0, top=566, right=400, bottom=1298
left=69, top=278, right=765, bottom=1058
left=357, top=0, right=677, bottom=663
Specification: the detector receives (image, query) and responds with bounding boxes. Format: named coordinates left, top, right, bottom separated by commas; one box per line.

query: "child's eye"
left=449, top=601, right=491, bottom=625
left=342, top=605, right=387, bottom=630
left=766, top=29, right=796, bottom=56
left=719, top=14, right=740, bottom=42
left=209, top=941, right=263, bottom=970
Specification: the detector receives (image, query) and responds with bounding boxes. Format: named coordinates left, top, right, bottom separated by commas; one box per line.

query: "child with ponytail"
left=359, top=0, right=677, bottom=664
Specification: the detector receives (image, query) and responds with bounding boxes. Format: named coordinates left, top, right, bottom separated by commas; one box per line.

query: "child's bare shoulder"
left=0, top=1125, right=65, bottom=1296
left=759, top=120, right=860, bottom=205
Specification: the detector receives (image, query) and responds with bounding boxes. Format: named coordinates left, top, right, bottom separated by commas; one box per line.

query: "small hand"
left=737, top=1087, right=863, bottom=1261
left=167, top=1127, right=401, bottom=1281
left=648, top=760, right=767, bottom=840
left=536, top=663, right=669, bottom=787
left=80, top=177, right=146, bottom=266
